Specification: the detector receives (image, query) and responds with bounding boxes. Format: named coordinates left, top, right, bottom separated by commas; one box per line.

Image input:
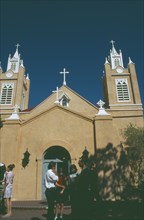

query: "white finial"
left=105, top=57, right=109, bottom=64
left=97, top=99, right=105, bottom=109
left=6, top=104, right=20, bottom=120
left=110, top=40, right=115, bottom=47
left=20, top=60, right=24, bottom=67
left=14, top=104, right=20, bottom=113
left=96, top=99, right=110, bottom=116
left=60, top=68, right=69, bottom=85
left=52, top=87, right=62, bottom=104
left=26, top=73, right=29, bottom=80
left=15, top=43, right=20, bottom=50
left=128, top=57, right=133, bottom=64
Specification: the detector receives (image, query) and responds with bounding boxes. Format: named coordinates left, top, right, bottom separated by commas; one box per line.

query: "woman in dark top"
left=68, top=164, right=79, bottom=219
left=54, top=168, right=67, bottom=220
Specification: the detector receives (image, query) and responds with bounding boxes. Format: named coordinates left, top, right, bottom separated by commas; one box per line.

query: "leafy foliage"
left=121, top=123, right=144, bottom=186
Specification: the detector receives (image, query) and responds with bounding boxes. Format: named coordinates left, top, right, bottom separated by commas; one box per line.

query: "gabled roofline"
left=26, top=84, right=99, bottom=113
left=61, top=85, right=99, bottom=110
left=21, top=104, right=93, bottom=126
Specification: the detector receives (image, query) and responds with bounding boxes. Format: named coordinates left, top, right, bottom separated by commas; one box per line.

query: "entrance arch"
left=41, top=145, right=71, bottom=200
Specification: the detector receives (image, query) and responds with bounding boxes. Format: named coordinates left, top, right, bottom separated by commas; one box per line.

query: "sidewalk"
left=0, top=200, right=71, bottom=220
left=0, top=200, right=143, bottom=220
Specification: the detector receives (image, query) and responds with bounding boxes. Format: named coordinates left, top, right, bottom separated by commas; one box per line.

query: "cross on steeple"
left=15, top=43, right=20, bottom=50
left=60, top=68, right=69, bottom=85
left=110, top=40, right=115, bottom=47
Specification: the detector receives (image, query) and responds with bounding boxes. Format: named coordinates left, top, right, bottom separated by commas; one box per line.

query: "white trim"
left=0, top=112, right=30, bottom=114
left=109, top=104, right=142, bottom=106
left=108, top=108, right=143, bottom=111
left=6, top=112, right=20, bottom=120
left=96, top=108, right=110, bottom=116
left=0, top=107, right=15, bottom=110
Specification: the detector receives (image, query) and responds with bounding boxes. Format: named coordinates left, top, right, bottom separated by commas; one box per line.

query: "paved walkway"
left=0, top=200, right=71, bottom=220
left=0, top=200, right=143, bottom=220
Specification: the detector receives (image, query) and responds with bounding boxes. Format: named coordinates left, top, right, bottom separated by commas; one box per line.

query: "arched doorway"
left=41, top=145, right=71, bottom=200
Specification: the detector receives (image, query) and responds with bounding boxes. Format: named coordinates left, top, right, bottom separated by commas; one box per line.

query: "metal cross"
left=110, top=40, right=115, bottom=47
left=60, top=68, right=69, bottom=85
left=52, top=86, right=62, bottom=104
left=15, top=43, right=20, bottom=50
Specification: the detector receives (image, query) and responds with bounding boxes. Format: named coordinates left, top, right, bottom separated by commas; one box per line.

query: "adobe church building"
left=0, top=41, right=143, bottom=201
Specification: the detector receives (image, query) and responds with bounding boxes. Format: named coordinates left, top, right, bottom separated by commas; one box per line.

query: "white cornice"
left=109, top=104, right=142, bottom=106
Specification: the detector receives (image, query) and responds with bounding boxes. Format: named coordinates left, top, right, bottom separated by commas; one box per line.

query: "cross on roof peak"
left=60, top=68, right=69, bottom=85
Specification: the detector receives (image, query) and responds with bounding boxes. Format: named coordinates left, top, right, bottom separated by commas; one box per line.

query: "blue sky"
left=1, top=0, right=143, bottom=108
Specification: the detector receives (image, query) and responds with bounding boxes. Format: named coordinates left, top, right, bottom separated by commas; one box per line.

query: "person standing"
left=45, top=161, right=58, bottom=220
left=77, top=158, right=92, bottom=220
left=0, top=163, right=6, bottom=214
left=54, top=168, right=67, bottom=220
left=68, top=164, right=79, bottom=219
left=2, top=164, right=15, bottom=217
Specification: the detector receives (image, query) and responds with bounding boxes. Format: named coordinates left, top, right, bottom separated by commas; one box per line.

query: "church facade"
left=0, top=42, right=143, bottom=201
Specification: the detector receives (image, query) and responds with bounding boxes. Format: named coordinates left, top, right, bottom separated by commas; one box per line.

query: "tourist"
left=2, top=164, right=15, bottom=217
left=54, top=168, right=67, bottom=220
left=45, top=161, right=59, bottom=220
left=68, top=164, right=79, bottom=219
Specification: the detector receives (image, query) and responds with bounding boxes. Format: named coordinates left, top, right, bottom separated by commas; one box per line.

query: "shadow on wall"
left=96, top=142, right=142, bottom=201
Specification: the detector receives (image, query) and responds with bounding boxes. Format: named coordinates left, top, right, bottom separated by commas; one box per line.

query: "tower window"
left=11, top=62, right=16, bottom=71
left=116, top=79, right=130, bottom=102
left=0, top=83, right=14, bottom=105
left=114, top=59, right=119, bottom=67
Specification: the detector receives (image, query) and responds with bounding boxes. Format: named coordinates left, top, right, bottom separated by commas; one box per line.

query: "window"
left=116, top=79, right=130, bottom=102
left=11, top=62, right=16, bottom=71
left=62, top=98, right=68, bottom=107
left=0, top=83, right=14, bottom=105
left=114, top=59, right=119, bottom=67
left=59, top=93, right=70, bottom=107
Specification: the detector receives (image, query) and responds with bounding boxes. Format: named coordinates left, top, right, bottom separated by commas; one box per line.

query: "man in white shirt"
left=45, top=161, right=58, bottom=220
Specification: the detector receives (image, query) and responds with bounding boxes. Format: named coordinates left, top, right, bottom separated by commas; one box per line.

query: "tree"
left=121, top=123, right=144, bottom=187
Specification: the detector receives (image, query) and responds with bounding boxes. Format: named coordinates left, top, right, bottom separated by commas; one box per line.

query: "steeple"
left=6, top=43, right=24, bottom=73
left=0, top=44, right=30, bottom=112
left=108, top=40, right=124, bottom=69
left=103, top=41, right=142, bottom=109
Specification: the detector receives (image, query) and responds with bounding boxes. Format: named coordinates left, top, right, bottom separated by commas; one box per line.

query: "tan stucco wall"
left=1, top=106, right=95, bottom=200
left=1, top=107, right=143, bottom=200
